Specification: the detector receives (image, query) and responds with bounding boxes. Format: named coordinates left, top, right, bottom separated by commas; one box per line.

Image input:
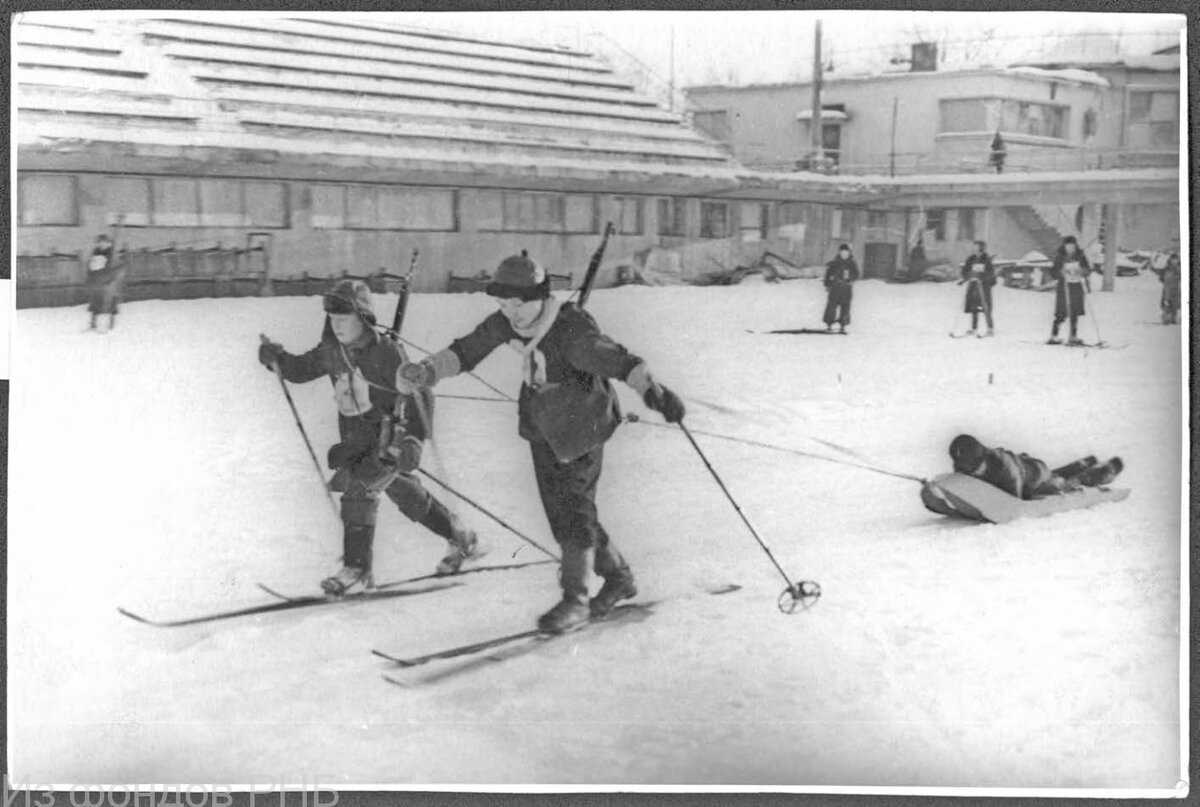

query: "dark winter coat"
left=1050, top=248, right=1091, bottom=320
left=273, top=326, right=428, bottom=450
left=448, top=303, right=643, bottom=462
left=964, top=445, right=1061, bottom=500
left=1160, top=262, right=1181, bottom=311
left=961, top=253, right=996, bottom=313
left=824, top=256, right=860, bottom=287
left=86, top=244, right=122, bottom=315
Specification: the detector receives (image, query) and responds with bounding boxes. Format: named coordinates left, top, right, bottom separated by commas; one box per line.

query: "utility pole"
left=668, top=25, right=675, bottom=113
left=811, top=20, right=823, bottom=166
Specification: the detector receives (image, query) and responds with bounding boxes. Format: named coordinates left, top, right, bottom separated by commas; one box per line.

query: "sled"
left=920, top=472, right=1129, bottom=524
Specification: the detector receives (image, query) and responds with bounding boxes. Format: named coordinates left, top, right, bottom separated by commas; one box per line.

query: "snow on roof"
left=1002, top=65, right=1110, bottom=88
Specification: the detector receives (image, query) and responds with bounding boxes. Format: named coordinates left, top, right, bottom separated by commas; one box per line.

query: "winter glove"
left=395, top=359, right=436, bottom=395
left=381, top=432, right=422, bottom=473
left=644, top=383, right=686, bottom=424
left=259, top=339, right=285, bottom=371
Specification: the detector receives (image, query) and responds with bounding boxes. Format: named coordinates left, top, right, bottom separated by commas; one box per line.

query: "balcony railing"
left=747, top=148, right=1179, bottom=177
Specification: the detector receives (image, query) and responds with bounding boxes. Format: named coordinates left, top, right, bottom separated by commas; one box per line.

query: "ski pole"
left=417, top=468, right=560, bottom=562
left=676, top=422, right=820, bottom=613
left=1083, top=282, right=1104, bottom=345
left=261, top=334, right=339, bottom=517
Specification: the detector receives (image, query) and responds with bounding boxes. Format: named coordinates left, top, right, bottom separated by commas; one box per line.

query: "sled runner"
left=749, top=328, right=848, bottom=335
left=920, top=472, right=1129, bottom=524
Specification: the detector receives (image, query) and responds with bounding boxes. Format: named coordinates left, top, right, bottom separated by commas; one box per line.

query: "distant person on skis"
left=393, top=251, right=686, bottom=635
left=1047, top=236, right=1092, bottom=345
left=949, top=434, right=1123, bottom=500
left=823, top=243, right=859, bottom=333
left=959, top=240, right=996, bottom=336
left=1159, top=252, right=1181, bottom=325
left=258, top=279, right=484, bottom=596
left=86, top=230, right=123, bottom=331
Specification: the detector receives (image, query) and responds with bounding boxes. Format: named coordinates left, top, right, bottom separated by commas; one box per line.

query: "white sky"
left=372, top=10, right=1184, bottom=90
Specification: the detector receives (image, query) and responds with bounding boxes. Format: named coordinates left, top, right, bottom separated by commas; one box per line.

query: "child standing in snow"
left=86, top=229, right=123, bottom=331
left=258, top=279, right=484, bottom=596
left=1159, top=253, right=1181, bottom=325
left=823, top=244, right=859, bottom=333
left=394, top=252, right=686, bottom=634
left=960, top=240, right=996, bottom=336
left=1047, top=236, right=1092, bottom=345
left=949, top=434, right=1122, bottom=500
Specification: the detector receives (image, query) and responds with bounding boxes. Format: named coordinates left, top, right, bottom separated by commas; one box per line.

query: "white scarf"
left=504, top=298, right=563, bottom=390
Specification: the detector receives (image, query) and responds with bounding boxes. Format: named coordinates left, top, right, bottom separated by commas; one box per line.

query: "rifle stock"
left=576, top=221, right=616, bottom=309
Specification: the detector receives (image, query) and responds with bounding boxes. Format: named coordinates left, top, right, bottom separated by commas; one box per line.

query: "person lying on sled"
left=949, top=434, right=1123, bottom=500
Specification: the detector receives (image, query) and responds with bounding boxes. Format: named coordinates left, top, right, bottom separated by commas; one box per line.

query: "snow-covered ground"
left=7, top=273, right=1186, bottom=791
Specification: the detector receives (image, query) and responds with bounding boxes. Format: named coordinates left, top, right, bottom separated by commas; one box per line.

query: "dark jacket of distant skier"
left=1048, top=236, right=1092, bottom=325
left=86, top=233, right=123, bottom=323
left=823, top=244, right=859, bottom=330
left=393, top=251, right=685, bottom=635
left=257, top=279, right=478, bottom=596
left=960, top=242, right=996, bottom=332
left=949, top=434, right=1122, bottom=500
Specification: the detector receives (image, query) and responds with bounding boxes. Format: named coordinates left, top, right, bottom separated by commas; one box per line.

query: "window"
left=199, top=179, right=244, bottom=227
left=740, top=202, right=769, bottom=242
left=693, top=109, right=731, bottom=141
left=925, top=208, right=946, bottom=242
left=311, top=185, right=346, bottom=229
left=244, top=182, right=288, bottom=228
left=101, top=177, right=151, bottom=226
left=940, top=99, right=989, bottom=133
left=18, top=173, right=78, bottom=226
left=700, top=202, right=730, bottom=239
left=319, top=184, right=455, bottom=230
left=564, top=195, right=597, bottom=234
left=957, top=208, right=977, bottom=242
left=153, top=179, right=200, bottom=226
left=503, top=192, right=562, bottom=232
left=613, top=197, right=643, bottom=235
left=999, top=100, right=1068, bottom=140
left=657, top=198, right=687, bottom=237
left=832, top=208, right=856, bottom=239
left=1129, top=90, right=1179, bottom=147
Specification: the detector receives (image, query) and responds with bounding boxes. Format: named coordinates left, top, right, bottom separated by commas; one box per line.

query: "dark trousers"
left=530, top=440, right=627, bottom=582
left=823, top=283, right=853, bottom=327
left=331, top=457, right=446, bottom=571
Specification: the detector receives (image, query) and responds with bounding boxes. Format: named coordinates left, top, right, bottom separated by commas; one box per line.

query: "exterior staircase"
left=1004, top=205, right=1068, bottom=256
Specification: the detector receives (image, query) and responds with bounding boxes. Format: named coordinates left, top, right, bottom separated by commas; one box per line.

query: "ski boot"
left=1067, top=337, right=1084, bottom=347
left=1053, top=456, right=1097, bottom=480
left=590, top=568, right=638, bottom=618
left=1047, top=336, right=1063, bottom=345
left=1079, top=457, right=1123, bottom=487
left=538, top=595, right=590, bottom=634
left=321, top=565, right=373, bottom=597
left=435, top=516, right=487, bottom=575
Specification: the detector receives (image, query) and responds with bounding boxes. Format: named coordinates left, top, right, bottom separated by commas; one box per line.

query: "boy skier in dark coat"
left=960, top=240, right=996, bottom=336
left=395, top=252, right=685, bottom=634
left=86, top=231, right=122, bottom=331
left=259, top=279, right=483, bottom=596
left=1047, top=236, right=1092, bottom=345
left=823, top=244, right=859, bottom=333
left=949, top=434, right=1122, bottom=500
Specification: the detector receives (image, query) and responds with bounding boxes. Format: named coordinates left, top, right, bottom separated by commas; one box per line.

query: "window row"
left=940, top=98, right=1069, bottom=141
left=17, top=173, right=859, bottom=242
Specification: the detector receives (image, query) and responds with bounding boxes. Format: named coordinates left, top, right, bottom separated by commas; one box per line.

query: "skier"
left=1047, top=236, right=1092, bottom=345
left=393, top=251, right=686, bottom=634
left=1159, top=252, right=1181, bottom=325
left=258, top=279, right=484, bottom=596
left=823, top=243, right=859, bottom=333
left=988, top=131, right=1006, bottom=174
left=86, top=229, right=123, bottom=331
left=959, top=240, right=996, bottom=336
left=949, top=434, right=1123, bottom=500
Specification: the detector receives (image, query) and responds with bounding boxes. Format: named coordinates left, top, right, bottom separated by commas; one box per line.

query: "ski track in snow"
left=8, top=275, right=1183, bottom=788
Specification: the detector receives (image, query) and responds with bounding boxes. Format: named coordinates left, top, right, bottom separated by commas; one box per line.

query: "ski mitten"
left=626, top=363, right=686, bottom=424
left=259, top=340, right=285, bottom=370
